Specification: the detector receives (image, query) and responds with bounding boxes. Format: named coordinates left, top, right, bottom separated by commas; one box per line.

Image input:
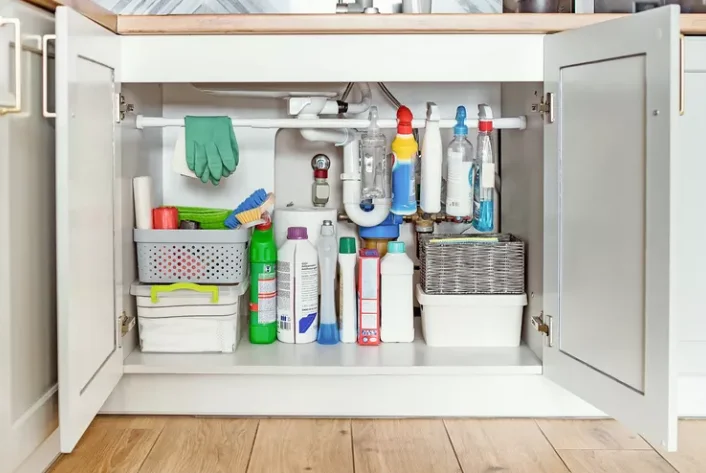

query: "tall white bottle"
left=277, top=227, right=319, bottom=344
left=420, top=102, right=442, bottom=213
left=445, top=106, right=474, bottom=218
left=338, top=237, right=358, bottom=343
left=380, top=241, right=415, bottom=343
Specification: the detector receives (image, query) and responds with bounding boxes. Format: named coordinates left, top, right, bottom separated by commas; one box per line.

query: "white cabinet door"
left=543, top=6, right=679, bottom=451
left=0, top=2, right=58, bottom=471
left=55, top=6, right=122, bottom=453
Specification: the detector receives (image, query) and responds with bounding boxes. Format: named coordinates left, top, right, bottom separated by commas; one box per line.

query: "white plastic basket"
left=134, top=229, right=250, bottom=284
left=416, top=284, right=527, bottom=347
left=131, top=281, right=249, bottom=353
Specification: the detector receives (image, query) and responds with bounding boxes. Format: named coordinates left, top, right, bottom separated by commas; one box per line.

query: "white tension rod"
left=135, top=115, right=527, bottom=131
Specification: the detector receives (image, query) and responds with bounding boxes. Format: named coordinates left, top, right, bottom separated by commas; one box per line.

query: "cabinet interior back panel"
left=558, top=55, right=646, bottom=393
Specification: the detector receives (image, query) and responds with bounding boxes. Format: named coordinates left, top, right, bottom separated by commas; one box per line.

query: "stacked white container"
left=131, top=281, right=249, bottom=353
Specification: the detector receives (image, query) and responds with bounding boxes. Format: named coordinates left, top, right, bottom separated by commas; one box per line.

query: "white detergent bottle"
left=380, top=241, right=415, bottom=343
left=420, top=102, right=443, bottom=213
left=277, top=227, right=319, bottom=344
left=445, top=106, right=474, bottom=218
left=338, top=237, right=358, bottom=343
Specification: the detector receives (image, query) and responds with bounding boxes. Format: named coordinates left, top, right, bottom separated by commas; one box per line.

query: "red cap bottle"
left=396, top=106, right=413, bottom=135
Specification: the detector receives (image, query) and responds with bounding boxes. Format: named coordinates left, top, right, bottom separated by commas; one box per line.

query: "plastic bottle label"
left=298, top=261, right=319, bottom=334
left=257, top=270, right=276, bottom=324
left=277, top=261, right=292, bottom=333
left=446, top=153, right=473, bottom=214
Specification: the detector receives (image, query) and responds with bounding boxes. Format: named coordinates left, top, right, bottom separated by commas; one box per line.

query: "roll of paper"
left=133, top=176, right=154, bottom=230
left=273, top=207, right=338, bottom=249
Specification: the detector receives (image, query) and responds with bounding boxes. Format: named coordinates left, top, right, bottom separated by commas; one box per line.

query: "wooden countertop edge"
left=115, top=13, right=706, bottom=35
left=23, top=0, right=117, bottom=32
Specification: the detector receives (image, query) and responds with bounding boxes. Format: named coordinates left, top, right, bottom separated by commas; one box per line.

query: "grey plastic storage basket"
left=419, top=233, right=525, bottom=295
left=134, top=229, right=250, bottom=284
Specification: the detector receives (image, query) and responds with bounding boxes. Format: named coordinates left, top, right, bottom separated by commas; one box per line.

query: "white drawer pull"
left=42, top=34, right=56, bottom=118
left=0, top=17, right=21, bottom=116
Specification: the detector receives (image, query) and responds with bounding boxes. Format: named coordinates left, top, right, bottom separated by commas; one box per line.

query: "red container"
left=152, top=207, right=179, bottom=229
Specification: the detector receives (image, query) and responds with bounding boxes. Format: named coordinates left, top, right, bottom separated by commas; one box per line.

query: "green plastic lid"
left=339, top=237, right=356, bottom=254
left=387, top=241, right=405, bottom=253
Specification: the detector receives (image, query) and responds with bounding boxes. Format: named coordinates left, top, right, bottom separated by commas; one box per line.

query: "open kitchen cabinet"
left=49, top=3, right=694, bottom=458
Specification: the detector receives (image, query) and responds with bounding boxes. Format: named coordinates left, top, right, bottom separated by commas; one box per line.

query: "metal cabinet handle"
left=0, top=17, right=21, bottom=116
left=42, top=34, right=56, bottom=118
left=679, top=35, right=686, bottom=115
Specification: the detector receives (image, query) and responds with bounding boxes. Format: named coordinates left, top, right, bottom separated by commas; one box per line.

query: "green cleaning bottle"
left=249, top=221, right=277, bottom=344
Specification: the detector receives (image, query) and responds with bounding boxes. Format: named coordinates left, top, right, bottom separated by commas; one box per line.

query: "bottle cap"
left=255, top=221, right=272, bottom=231
left=387, top=241, right=405, bottom=253
left=339, top=237, right=356, bottom=254
left=454, top=106, right=468, bottom=136
left=479, top=120, right=493, bottom=132
left=396, top=106, right=413, bottom=135
left=320, top=220, right=334, bottom=236
left=287, top=227, right=308, bottom=240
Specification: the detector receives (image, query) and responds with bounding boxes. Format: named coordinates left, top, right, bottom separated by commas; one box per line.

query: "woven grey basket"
left=419, top=233, right=525, bottom=295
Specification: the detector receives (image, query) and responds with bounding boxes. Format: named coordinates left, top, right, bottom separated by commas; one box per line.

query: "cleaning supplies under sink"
left=184, top=116, right=239, bottom=186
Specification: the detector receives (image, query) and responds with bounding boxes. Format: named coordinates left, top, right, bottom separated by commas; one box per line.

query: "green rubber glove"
left=184, top=116, right=239, bottom=186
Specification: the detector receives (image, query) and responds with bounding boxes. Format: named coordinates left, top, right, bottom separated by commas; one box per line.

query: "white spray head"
left=367, top=106, right=381, bottom=135
left=478, top=104, right=493, bottom=120
left=426, top=102, right=440, bottom=121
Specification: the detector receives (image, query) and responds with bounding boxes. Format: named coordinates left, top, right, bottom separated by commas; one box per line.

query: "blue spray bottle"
left=473, top=104, right=495, bottom=232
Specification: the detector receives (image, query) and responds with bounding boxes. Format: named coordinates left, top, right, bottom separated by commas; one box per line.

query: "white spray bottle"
left=445, top=106, right=474, bottom=218
left=420, top=102, right=442, bottom=213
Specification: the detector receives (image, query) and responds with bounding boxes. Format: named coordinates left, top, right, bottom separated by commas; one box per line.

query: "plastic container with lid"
left=131, top=281, right=249, bottom=353
left=380, top=241, right=415, bottom=343
left=277, top=227, right=319, bottom=343
left=416, top=284, right=527, bottom=347
left=338, top=237, right=358, bottom=343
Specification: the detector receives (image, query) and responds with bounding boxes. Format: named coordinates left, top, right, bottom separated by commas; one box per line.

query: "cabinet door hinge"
left=531, top=92, right=554, bottom=124
left=531, top=311, right=553, bottom=347
left=116, top=94, right=134, bottom=123
left=119, top=310, right=136, bottom=337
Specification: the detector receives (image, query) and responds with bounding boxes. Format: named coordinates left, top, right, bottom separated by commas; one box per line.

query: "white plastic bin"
left=130, top=281, right=249, bottom=353
left=416, top=284, right=527, bottom=347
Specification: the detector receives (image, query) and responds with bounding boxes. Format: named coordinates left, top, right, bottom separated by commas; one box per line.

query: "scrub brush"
left=224, top=189, right=275, bottom=229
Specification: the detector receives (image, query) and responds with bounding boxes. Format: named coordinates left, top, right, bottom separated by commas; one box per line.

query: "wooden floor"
left=49, top=417, right=706, bottom=473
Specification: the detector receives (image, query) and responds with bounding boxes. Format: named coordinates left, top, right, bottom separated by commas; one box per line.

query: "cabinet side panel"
left=119, top=83, right=163, bottom=349
left=500, top=82, right=544, bottom=360
left=674, top=73, right=706, bottom=377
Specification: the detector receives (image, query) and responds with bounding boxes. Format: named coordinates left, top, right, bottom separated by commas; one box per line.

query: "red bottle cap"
left=152, top=207, right=179, bottom=229
left=479, top=120, right=493, bottom=132
left=396, top=106, right=413, bottom=135
left=255, top=221, right=272, bottom=231
left=314, top=169, right=328, bottom=179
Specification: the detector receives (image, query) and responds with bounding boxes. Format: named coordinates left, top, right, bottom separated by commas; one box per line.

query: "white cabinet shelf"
left=123, top=322, right=543, bottom=376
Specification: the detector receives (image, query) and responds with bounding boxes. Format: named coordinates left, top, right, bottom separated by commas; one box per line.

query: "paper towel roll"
left=133, top=176, right=154, bottom=230
left=274, top=207, right=338, bottom=248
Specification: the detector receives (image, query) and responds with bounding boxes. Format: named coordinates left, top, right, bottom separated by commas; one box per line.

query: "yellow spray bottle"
left=390, top=106, right=418, bottom=216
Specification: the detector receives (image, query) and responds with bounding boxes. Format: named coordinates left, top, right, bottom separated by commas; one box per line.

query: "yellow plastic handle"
left=150, top=283, right=219, bottom=304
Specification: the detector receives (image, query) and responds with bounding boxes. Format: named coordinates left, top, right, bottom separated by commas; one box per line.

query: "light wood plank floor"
left=49, top=417, right=706, bottom=473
